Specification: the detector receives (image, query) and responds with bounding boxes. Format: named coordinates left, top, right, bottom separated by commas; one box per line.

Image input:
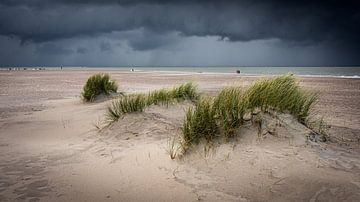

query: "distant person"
left=61, top=66, right=63, bottom=70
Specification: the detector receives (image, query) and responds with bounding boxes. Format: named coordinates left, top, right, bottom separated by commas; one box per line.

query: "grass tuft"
left=102, top=75, right=318, bottom=155
left=181, top=74, right=318, bottom=148
left=147, top=89, right=171, bottom=106
left=106, top=82, right=198, bottom=123
left=170, top=82, right=199, bottom=102
left=167, top=136, right=181, bottom=159
left=82, top=73, right=118, bottom=102
left=245, top=74, right=317, bottom=123
left=213, top=87, right=247, bottom=138
left=106, top=94, right=146, bottom=122
left=182, top=98, right=218, bottom=145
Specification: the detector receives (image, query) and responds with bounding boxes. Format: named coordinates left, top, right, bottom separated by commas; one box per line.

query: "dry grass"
left=167, top=136, right=182, bottom=159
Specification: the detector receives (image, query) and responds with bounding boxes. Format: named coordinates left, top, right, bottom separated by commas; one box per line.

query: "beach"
left=1, top=70, right=360, bottom=201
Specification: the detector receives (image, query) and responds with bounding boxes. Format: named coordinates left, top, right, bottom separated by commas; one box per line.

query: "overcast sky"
left=0, top=0, right=359, bottom=67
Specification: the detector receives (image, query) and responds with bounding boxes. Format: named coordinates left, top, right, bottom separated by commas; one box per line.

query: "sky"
left=0, top=0, right=359, bottom=67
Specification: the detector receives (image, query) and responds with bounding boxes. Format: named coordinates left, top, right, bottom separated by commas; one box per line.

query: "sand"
left=0, top=70, right=359, bottom=201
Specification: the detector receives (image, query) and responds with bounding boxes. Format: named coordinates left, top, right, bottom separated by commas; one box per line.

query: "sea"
left=2, top=66, right=360, bottom=78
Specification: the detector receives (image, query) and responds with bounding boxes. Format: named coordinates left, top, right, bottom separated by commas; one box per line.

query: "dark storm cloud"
left=76, top=47, right=87, bottom=54
left=0, top=0, right=359, bottom=66
left=0, top=0, right=359, bottom=48
left=99, top=42, right=112, bottom=52
left=118, top=29, right=182, bottom=51
left=35, top=43, right=73, bottom=55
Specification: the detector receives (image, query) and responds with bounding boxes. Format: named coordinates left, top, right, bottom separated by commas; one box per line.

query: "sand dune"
left=1, top=70, right=360, bottom=201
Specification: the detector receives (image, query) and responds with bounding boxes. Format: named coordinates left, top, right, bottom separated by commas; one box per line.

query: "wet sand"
left=0, top=70, right=360, bottom=201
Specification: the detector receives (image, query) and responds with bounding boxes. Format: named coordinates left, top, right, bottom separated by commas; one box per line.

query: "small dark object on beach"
left=236, top=70, right=241, bottom=74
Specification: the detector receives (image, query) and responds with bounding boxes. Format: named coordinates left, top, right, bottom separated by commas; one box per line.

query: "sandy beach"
left=1, top=70, right=360, bottom=201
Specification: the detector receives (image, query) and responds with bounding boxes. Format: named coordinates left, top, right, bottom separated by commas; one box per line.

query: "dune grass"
left=181, top=74, right=318, bottom=148
left=182, top=98, right=218, bottom=145
left=167, top=136, right=182, bottom=159
left=82, top=73, right=118, bottom=102
left=213, top=87, right=247, bottom=138
left=169, top=82, right=199, bottom=101
left=106, top=82, right=198, bottom=123
left=101, top=74, right=317, bottom=156
left=245, top=75, right=317, bottom=123
left=107, top=94, right=147, bottom=121
left=146, top=82, right=198, bottom=106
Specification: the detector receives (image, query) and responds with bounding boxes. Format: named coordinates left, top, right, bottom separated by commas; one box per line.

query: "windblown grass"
left=146, top=82, right=199, bottom=106
left=170, top=82, right=199, bottom=101
left=181, top=74, right=318, bottom=148
left=245, top=75, right=317, bottom=123
left=101, top=74, right=318, bottom=156
left=107, top=94, right=147, bottom=121
left=106, top=82, right=198, bottom=123
left=147, top=89, right=171, bottom=106
left=182, top=98, right=217, bottom=146
left=213, top=87, right=247, bottom=138
left=82, top=73, right=118, bottom=102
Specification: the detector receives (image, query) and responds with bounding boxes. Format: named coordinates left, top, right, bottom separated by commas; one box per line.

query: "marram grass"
left=102, top=75, right=317, bottom=157
left=213, top=87, right=247, bottom=138
left=106, top=82, right=198, bottom=123
left=107, top=93, right=147, bottom=121
left=245, top=75, right=317, bottom=123
left=170, top=82, right=199, bottom=101
left=182, top=98, right=218, bottom=145
left=181, top=74, right=318, bottom=148
left=82, top=73, right=118, bottom=102
left=146, top=82, right=198, bottom=106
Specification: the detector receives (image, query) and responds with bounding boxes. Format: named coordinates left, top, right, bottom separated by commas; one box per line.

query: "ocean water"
left=131, top=66, right=360, bottom=78
left=2, top=66, right=360, bottom=78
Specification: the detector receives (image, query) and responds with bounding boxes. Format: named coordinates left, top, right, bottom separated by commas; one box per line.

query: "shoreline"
left=1, top=67, right=360, bottom=79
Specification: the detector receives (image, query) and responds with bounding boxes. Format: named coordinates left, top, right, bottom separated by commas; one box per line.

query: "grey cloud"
left=118, top=29, right=181, bottom=51
left=0, top=33, right=358, bottom=67
left=0, top=0, right=359, bottom=48
left=100, top=42, right=112, bottom=52
left=0, top=0, right=359, bottom=66
left=76, top=47, right=87, bottom=54
left=35, top=43, right=73, bottom=55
